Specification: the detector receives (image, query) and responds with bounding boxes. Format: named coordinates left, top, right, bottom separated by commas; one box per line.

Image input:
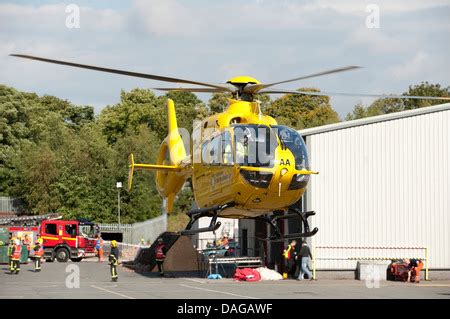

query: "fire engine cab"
left=40, top=220, right=97, bottom=262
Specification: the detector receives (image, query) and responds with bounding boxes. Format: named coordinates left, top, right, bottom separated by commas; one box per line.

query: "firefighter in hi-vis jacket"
left=109, top=240, right=119, bottom=282
left=7, top=237, right=14, bottom=273
left=10, top=239, right=22, bottom=274
left=31, top=238, right=44, bottom=272
left=155, top=238, right=167, bottom=276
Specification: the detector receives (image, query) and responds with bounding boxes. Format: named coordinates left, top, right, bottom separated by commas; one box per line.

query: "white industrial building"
left=237, top=103, right=449, bottom=273
left=302, top=103, right=449, bottom=271
left=196, top=103, right=449, bottom=273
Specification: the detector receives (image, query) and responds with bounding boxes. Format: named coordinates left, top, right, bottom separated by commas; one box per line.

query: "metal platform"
left=205, top=256, right=263, bottom=277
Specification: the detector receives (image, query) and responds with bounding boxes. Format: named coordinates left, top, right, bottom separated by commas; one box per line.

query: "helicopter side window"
left=209, top=136, right=221, bottom=165
left=222, top=131, right=233, bottom=165
left=233, top=125, right=276, bottom=168
left=201, top=141, right=210, bottom=165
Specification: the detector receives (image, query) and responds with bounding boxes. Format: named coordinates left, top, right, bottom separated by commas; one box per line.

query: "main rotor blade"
left=10, top=54, right=230, bottom=90
left=259, top=89, right=450, bottom=101
left=244, top=66, right=361, bottom=94
left=152, top=87, right=232, bottom=93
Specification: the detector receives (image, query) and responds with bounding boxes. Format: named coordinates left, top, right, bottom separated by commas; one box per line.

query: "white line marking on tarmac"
left=179, top=284, right=258, bottom=299
left=90, top=285, right=135, bottom=299
left=417, top=284, right=450, bottom=287
left=183, top=278, right=206, bottom=284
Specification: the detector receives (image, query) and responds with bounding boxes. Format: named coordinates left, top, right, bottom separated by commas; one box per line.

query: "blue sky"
left=1, top=0, right=449, bottom=117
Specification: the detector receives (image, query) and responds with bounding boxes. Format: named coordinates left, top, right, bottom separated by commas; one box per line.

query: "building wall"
left=304, top=109, right=450, bottom=269
left=194, top=217, right=238, bottom=250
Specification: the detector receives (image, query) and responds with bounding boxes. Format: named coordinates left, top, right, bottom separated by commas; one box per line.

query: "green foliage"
left=265, top=88, right=340, bottom=129
left=208, top=93, right=232, bottom=114
left=346, top=82, right=449, bottom=120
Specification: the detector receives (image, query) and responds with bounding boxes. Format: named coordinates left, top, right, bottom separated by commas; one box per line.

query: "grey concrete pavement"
left=1, top=261, right=449, bottom=299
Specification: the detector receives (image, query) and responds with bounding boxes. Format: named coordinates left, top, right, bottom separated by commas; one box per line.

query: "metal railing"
left=0, top=196, right=26, bottom=214
left=312, top=245, right=429, bottom=280
left=194, top=237, right=266, bottom=259
left=81, top=214, right=167, bottom=245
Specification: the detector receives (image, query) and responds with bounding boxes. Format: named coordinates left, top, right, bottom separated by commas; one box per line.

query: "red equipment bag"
left=233, top=268, right=261, bottom=282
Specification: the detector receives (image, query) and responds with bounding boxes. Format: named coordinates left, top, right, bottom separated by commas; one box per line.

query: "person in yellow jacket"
left=108, top=240, right=120, bottom=282
left=283, top=239, right=298, bottom=279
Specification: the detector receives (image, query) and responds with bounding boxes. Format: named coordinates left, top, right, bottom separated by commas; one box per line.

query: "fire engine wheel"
left=55, top=248, right=70, bottom=262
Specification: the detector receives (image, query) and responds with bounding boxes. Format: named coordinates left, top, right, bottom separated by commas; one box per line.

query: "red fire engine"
left=2, top=215, right=98, bottom=262
left=40, top=219, right=97, bottom=262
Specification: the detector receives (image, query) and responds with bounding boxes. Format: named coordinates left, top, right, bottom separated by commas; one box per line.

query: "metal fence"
left=97, top=214, right=167, bottom=245
left=0, top=196, right=26, bottom=214
left=102, top=241, right=144, bottom=262
left=129, top=214, right=167, bottom=245
left=312, top=246, right=429, bottom=280
left=97, top=223, right=133, bottom=243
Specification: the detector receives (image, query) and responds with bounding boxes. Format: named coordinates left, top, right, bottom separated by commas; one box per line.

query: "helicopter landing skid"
left=179, top=203, right=234, bottom=236
left=256, top=208, right=318, bottom=242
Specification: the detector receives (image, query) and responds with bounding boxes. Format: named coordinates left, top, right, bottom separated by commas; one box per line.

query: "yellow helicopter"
left=11, top=54, right=450, bottom=240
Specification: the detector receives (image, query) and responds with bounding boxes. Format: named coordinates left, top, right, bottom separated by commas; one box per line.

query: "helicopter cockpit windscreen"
left=233, top=125, right=277, bottom=167
left=272, top=125, right=310, bottom=170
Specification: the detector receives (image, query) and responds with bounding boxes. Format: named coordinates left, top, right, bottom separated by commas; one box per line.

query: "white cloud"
left=348, top=26, right=410, bottom=54
left=386, top=51, right=448, bottom=82
left=0, top=3, right=125, bottom=34
left=0, top=0, right=448, bottom=118
left=130, top=0, right=202, bottom=36
left=310, top=0, right=450, bottom=14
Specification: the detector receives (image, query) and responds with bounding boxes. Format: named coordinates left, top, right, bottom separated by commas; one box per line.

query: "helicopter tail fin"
left=128, top=99, right=191, bottom=213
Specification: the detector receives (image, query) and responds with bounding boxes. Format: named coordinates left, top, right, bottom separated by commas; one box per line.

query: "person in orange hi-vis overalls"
left=11, top=239, right=22, bottom=275
left=408, top=259, right=424, bottom=283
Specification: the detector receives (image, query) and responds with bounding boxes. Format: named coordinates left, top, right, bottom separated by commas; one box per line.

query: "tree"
left=208, top=93, right=232, bottom=114
left=112, top=125, right=162, bottom=222
left=346, top=82, right=449, bottom=120
left=265, top=88, right=340, bottom=129
left=99, top=88, right=160, bottom=144
left=403, top=82, right=449, bottom=110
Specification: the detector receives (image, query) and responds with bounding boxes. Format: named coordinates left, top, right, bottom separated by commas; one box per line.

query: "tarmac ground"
left=1, top=260, right=449, bottom=299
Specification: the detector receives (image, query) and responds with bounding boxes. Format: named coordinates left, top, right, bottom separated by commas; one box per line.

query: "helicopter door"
left=209, top=133, right=233, bottom=193
left=195, top=131, right=234, bottom=205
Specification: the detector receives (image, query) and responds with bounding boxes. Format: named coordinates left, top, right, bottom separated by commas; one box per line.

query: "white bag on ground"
left=256, top=267, right=283, bottom=281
